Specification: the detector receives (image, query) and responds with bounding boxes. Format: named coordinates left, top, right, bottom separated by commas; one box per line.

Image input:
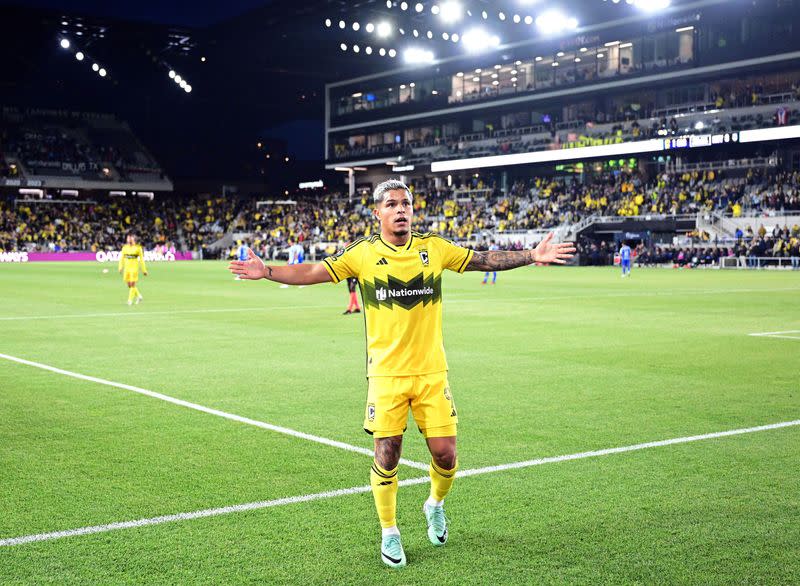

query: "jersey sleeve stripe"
left=322, top=258, right=340, bottom=282
left=457, top=249, right=473, bottom=273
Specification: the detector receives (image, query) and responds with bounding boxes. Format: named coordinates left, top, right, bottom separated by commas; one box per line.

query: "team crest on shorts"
left=443, top=387, right=451, bottom=401
left=419, top=249, right=429, bottom=266
left=368, top=403, right=376, bottom=421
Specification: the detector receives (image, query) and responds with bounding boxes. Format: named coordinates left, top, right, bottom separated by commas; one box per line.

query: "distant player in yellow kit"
left=118, top=233, right=147, bottom=305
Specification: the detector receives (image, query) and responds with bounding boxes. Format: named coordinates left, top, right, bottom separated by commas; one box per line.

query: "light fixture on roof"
left=201, top=56, right=206, bottom=62
left=325, top=18, right=331, bottom=27
left=513, top=14, right=521, bottom=23
left=92, top=63, right=99, bottom=72
left=409, top=82, right=415, bottom=87
left=472, top=76, right=479, bottom=82
left=557, top=51, right=564, bottom=57
left=174, top=74, right=182, bottom=83
left=340, top=43, right=347, bottom=51
left=619, top=42, right=633, bottom=48
left=353, top=44, right=360, bottom=53
left=461, top=27, right=501, bottom=53
left=597, top=53, right=604, bottom=58
left=404, top=47, right=435, bottom=64
left=431, top=4, right=440, bottom=14
left=451, top=33, right=459, bottom=42
left=352, top=92, right=363, bottom=98
left=377, top=21, right=392, bottom=37
left=75, top=51, right=84, bottom=61
left=552, top=61, right=559, bottom=66
left=388, top=48, right=397, bottom=57
left=635, top=0, right=671, bottom=11
left=400, top=84, right=406, bottom=89
left=338, top=20, right=345, bottom=29
left=98, top=68, right=107, bottom=77
left=494, top=64, right=501, bottom=69
left=60, top=38, right=70, bottom=49
left=426, top=30, right=433, bottom=39
left=535, top=10, right=578, bottom=33
left=574, top=57, right=581, bottom=62
left=439, top=1, right=462, bottom=22
left=415, top=2, right=424, bottom=12
left=401, top=1, right=408, bottom=9
left=352, top=22, right=360, bottom=31
left=492, top=80, right=499, bottom=85
left=535, top=56, right=542, bottom=61
left=456, top=71, right=463, bottom=76
left=379, top=47, right=386, bottom=55
left=524, top=15, right=533, bottom=25
left=169, top=70, right=176, bottom=78
left=366, top=46, right=373, bottom=54
left=184, top=85, right=192, bottom=93
left=366, top=22, right=375, bottom=33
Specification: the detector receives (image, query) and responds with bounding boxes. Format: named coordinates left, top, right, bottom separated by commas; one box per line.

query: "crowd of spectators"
left=2, top=170, right=799, bottom=265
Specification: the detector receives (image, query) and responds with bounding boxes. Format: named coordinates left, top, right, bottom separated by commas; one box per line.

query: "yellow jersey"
left=118, top=244, right=147, bottom=274
left=322, top=232, right=473, bottom=377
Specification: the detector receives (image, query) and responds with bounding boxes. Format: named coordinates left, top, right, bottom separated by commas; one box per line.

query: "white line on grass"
left=0, top=352, right=428, bottom=471
left=2, top=287, right=798, bottom=322
left=1, top=418, right=797, bottom=547
left=748, top=330, right=800, bottom=341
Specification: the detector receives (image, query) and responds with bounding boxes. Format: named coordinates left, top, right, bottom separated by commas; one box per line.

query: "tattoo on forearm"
left=374, top=435, right=403, bottom=469
left=267, top=266, right=273, bottom=278
left=465, top=250, right=534, bottom=272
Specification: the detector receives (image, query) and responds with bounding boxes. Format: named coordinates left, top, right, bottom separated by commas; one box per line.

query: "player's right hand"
left=227, top=247, right=266, bottom=280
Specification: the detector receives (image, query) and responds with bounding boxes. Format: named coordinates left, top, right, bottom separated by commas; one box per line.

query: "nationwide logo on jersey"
left=362, top=272, right=442, bottom=310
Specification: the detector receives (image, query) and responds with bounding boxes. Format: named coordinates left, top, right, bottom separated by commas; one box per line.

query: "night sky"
left=3, top=0, right=273, bottom=27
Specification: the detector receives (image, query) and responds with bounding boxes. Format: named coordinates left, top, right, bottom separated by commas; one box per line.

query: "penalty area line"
left=0, top=352, right=428, bottom=472
left=1, top=418, right=798, bottom=547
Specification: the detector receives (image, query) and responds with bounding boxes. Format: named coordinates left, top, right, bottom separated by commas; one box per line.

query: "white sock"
left=425, top=497, right=444, bottom=508
left=382, top=526, right=400, bottom=538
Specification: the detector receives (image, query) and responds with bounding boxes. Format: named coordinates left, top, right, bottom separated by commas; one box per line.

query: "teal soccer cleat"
left=423, top=503, right=448, bottom=546
left=380, top=534, right=407, bottom=568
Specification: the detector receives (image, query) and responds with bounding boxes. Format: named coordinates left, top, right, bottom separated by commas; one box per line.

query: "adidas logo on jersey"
left=376, top=257, right=389, bottom=265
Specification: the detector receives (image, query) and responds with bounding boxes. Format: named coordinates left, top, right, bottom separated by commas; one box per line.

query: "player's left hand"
left=532, top=232, right=576, bottom=265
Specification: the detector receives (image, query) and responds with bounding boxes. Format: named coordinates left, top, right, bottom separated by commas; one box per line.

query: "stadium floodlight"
left=413, top=29, right=419, bottom=37
left=513, top=14, right=521, bottom=23
left=98, top=68, right=107, bottom=77
left=377, top=21, right=392, bottom=37
left=92, top=63, right=99, bottom=71
left=366, top=22, right=375, bottom=33
left=185, top=85, right=192, bottom=93
left=415, top=2, right=424, bottom=12
left=386, top=0, right=392, bottom=6
left=461, top=28, right=501, bottom=53
left=431, top=4, right=440, bottom=15
left=404, top=47, right=435, bottom=64
left=338, top=20, right=346, bottom=29
left=352, top=22, right=360, bottom=31
left=439, top=1, right=462, bottom=22
left=341, top=43, right=348, bottom=51
left=366, top=46, right=373, bottom=54
left=388, top=48, right=397, bottom=57
left=75, top=51, right=84, bottom=61
left=169, top=70, right=176, bottom=78
left=536, top=10, right=578, bottom=33
left=695, top=121, right=704, bottom=131
left=379, top=47, right=386, bottom=55
left=451, top=33, right=459, bottom=42
left=353, top=44, right=360, bottom=53
left=324, top=18, right=331, bottom=27
left=498, top=12, right=506, bottom=20
left=60, top=38, right=70, bottom=49
left=174, top=74, right=182, bottom=83
left=524, top=15, right=533, bottom=25
left=481, top=10, right=488, bottom=19
left=636, top=0, right=671, bottom=11
left=442, top=32, right=449, bottom=40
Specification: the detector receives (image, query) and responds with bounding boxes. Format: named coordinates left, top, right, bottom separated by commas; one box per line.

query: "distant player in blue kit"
left=620, top=242, right=632, bottom=277
left=287, top=239, right=304, bottom=265
left=235, top=240, right=249, bottom=280
left=481, top=241, right=500, bottom=285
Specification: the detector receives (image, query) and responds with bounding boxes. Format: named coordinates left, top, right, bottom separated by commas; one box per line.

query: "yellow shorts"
left=123, top=271, right=139, bottom=283
left=364, top=372, right=458, bottom=439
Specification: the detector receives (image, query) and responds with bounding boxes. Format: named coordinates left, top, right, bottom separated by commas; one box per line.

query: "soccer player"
left=620, top=241, right=632, bottom=277
left=481, top=241, right=500, bottom=285
left=118, top=233, right=147, bottom=305
left=287, top=239, right=304, bottom=265
left=227, top=179, right=574, bottom=568
left=343, top=277, right=361, bottom=314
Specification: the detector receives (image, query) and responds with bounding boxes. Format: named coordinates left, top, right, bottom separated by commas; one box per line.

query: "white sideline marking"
left=0, top=352, right=427, bottom=471
left=1, top=418, right=797, bottom=547
left=2, top=287, right=798, bottom=322
left=748, top=330, right=800, bottom=341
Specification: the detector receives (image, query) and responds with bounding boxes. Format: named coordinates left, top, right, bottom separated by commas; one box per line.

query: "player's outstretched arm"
left=227, top=248, right=332, bottom=285
left=465, top=232, right=576, bottom=271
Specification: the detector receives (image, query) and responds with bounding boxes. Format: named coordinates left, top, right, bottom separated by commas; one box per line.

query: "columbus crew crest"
left=419, top=249, right=429, bottom=266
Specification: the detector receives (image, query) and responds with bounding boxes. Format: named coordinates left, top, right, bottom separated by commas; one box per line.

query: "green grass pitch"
left=1, top=261, right=798, bottom=584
